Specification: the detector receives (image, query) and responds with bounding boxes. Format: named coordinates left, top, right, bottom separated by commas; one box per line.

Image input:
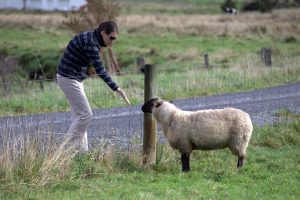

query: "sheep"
left=224, top=7, right=237, bottom=15
left=142, top=98, right=253, bottom=172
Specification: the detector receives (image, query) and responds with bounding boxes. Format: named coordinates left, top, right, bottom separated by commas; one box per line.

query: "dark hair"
left=98, top=21, right=119, bottom=34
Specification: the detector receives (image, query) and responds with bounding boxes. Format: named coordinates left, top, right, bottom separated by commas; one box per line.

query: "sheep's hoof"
left=182, top=168, right=190, bottom=173
left=182, top=166, right=190, bottom=172
left=237, top=156, right=245, bottom=168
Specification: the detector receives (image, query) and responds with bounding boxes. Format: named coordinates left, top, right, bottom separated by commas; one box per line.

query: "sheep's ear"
left=154, top=100, right=163, bottom=108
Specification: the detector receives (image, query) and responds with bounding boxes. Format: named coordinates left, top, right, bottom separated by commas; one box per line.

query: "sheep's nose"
left=141, top=103, right=152, bottom=113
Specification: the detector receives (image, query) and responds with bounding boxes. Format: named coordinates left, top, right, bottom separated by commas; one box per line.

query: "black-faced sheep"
left=142, top=98, right=253, bottom=172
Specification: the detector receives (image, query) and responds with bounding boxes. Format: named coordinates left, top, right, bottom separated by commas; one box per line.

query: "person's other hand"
left=87, top=65, right=96, bottom=77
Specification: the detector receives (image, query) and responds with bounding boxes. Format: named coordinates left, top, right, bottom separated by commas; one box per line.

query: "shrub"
left=0, top=49, right=19, bottom=95
left=242, top=0, right=299, bottom=12
left=64, top=0, right=120, bottom=34
left=221, top=0, right=237, bottom=11
left=242, top=0, right=278, bottom=12
left=64, top=0, right=122, bottom=73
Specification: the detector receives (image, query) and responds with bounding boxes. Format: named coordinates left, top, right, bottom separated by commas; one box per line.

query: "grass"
left=119, top=0, right=261, bottom=15
left=0, top=118, right=299, bottom=199
left=2, top=25, right=298, bottom=72
left=0, top=54, right=299, bottom=116
left=0, top=22, right=299, bottom=116
left=0, top=27, right=69, bottom=78
left=119, top=0, right=226, bottom=15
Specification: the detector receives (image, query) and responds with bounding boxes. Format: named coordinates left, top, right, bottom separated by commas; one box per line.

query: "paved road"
left=1, top=82, right=300, bottom=148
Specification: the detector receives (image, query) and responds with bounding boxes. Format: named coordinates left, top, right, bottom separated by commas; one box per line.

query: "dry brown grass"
left=0, top=13, right=66, bottom=28
left=0, top=127, right=144, bottom=185
left=0, top=130, right=78, bottom=186
left=167, top=48, right=200, bottom=62
left=118, top=8, right=300, bottom=39
left=1, top=8, right=299, bottom=39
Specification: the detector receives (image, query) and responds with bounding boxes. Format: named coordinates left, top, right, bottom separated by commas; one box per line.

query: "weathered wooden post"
left=143, top=64, right=157, bottom=165
left=204, top=53, right=209, bottom=69
left=261, top=47, right=272, bottom=67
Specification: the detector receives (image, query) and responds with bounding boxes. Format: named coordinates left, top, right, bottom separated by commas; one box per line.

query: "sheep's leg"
left=237, top=156, right=245, bottom=168
left=181, top=153, right=190, bottom=172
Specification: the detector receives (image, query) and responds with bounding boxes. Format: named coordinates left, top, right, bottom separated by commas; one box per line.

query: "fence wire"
left=0, top=52, right=299, bottom=151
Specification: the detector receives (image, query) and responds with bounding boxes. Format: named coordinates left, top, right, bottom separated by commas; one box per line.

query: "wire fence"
left=0, top=52, right=300, bottom=151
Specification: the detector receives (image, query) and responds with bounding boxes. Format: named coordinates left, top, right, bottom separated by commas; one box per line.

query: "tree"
left=0, top=49, right=18, bottom=95
left=65, top=0, right=121, bottom=74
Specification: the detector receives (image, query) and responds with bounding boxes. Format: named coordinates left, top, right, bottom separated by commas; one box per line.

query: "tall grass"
left=1, top=118, right=299, bottom=180
left=0, top=116, right=299, bottom=198
left=155, top=54, right=300, bottom=100
left=0, top=130, right=78, bottom=186
left=0, top=52, right=299, bottom=116
left=0, top=129, right=143, bottom=187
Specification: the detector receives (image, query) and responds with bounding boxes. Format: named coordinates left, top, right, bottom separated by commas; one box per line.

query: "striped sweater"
left=57, top=28, right=119, bottom=91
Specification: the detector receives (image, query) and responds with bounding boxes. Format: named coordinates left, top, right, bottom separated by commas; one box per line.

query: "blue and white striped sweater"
left=57, top=29, right=119, bottom=91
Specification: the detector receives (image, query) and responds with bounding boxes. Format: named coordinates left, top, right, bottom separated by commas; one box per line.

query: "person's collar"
left=94, top=28, right=106, bottom=47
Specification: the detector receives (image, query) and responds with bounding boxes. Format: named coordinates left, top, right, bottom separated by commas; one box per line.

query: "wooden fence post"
left=204, top=53, right=209, bottom=69
left=261, top=47, right=272, bottom=67
left=143, top=64, right=157, bottom=165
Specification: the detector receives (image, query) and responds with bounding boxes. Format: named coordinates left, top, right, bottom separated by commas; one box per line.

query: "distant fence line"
left=0, top=49, right=296, bottom=88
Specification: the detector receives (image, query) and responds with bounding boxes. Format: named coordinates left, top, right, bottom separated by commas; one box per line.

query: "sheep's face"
left=142, top=98, right=163, bottom=113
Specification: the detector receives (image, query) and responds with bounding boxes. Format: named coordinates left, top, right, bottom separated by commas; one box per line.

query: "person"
left=56, top=20, right=129, bottom=152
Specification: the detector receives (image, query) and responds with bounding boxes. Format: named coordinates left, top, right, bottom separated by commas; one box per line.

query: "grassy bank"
left=1, top=25, right=299, bottom=73
left=0, top=53, right=299, bottom=116
left=0, top=23, right=300, bottom=116
left=0, top=118, right=299, bottom=199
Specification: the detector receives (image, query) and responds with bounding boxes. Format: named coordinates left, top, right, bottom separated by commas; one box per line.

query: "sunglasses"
left=109, top=35, right=117, bottom=41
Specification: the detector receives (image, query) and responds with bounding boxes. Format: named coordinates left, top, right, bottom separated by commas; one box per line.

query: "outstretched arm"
left=86, top=46, right=131, bottom=105
left=85, top=44, right=118, bottom=91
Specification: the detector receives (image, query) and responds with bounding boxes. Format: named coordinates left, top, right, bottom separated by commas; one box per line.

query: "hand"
left=87, top=65, right=96, bottom=77
left=116, top=88, right=131, bottom=106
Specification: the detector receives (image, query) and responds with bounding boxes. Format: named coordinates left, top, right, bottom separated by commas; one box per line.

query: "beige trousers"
left=56, top=73, right=92, bottom=152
